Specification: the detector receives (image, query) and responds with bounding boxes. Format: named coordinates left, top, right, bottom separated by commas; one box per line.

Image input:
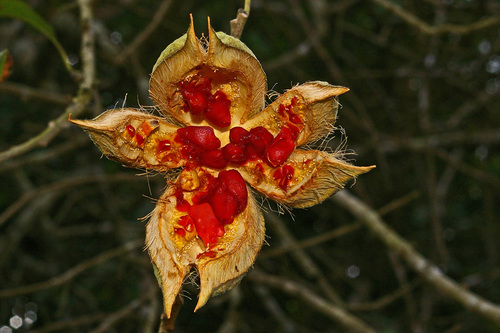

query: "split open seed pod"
left=70, top=16, right=374, bottom=318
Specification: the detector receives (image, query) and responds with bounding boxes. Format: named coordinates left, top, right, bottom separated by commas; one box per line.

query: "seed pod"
left=71, top=16, right=374, bottom=319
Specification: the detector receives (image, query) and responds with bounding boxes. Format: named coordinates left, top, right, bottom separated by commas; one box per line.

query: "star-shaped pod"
left=71, top=17, right=374, bottom=317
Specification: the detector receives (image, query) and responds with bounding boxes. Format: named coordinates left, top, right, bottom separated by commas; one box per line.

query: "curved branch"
left=372, top=0, right=500, bottom=35
left=331, top=190, right=500, bottom=326
left=249, top=270, right=376, bottom=333
left=0, top=239, right=142, bottom=298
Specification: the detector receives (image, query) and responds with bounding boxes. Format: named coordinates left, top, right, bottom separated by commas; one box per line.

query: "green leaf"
left=0, top=0, right=71, bottom=72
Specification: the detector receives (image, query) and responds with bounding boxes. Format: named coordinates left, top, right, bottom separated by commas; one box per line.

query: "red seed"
left=135, top=133, right=145, bottom=146
left=246, top=126, right=274, bottom=160
left=286, top=122, right=301, bottom=137
left=273, top=168, right=283, bottom=180
left=222, top=143, right=247, bottom=164
left=205, top=91, right=231, bottom=128
left=176, top=126, right=221, bottom=150
left=175, top=188, right=190, bottom=212
left=179, top=76, right=212, bottom=115
left=266, top=136, right=295, bottom=167
left=200, top=149, right=228, bottom=169
left=218, top=170, right=248, bottom=214
left=157, top=140, right=171, bottom=153
left=278, top=165, right=295, bottom=191
left=126, top=125, right=135, bottom=137
left=188, top=203, right=225, bottom=247
left=229, top=127, right=250, bottom=144
left=192, top=174, right=219, bottom=204
left=178, top=215, right=193, bottom=227
left=250, top=127, right=274, bottom=146
left=210, top=189, right=237, bottom=224
left=180, top=145, right=201, bottom=162
left=184, top=90, right=208, bottom=115
left=174, top=228, right=186, bottom=237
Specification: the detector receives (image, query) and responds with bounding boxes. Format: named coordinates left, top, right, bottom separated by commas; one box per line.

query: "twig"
left=331, top=190, right=500, bottom=326
left=260, top=190, right=419, bottom=259
left=90, top=294, right=148, bottom=333
left=0, top=173, right=143, bottom=228
left=371, top=0, right=500, bottom=35
left=253, top=285, right=298, bottom=332
left=31, top=313, right=109, bottom=333
left=157, top=295, right=183, bottom=333
left=249, top=270, right=376, bottom=333
left=348, top=279, right=421, bottom=311
left=0, top=81, right=72, bottom=105
left=0, top=0, right=96, bottom=164
left=260, top=222, right=362, bottom=260
left=0, top=239, right=143, bottom=298
left=265, top=211, right=344, bottom=306
left=230, top=2, right=250, bottom=40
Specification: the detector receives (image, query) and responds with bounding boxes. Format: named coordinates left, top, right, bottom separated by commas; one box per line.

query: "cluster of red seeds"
left=174, top=170, right=248, bottom=248
left=170, top=75, right=306, bottom=249
left=174, top=124, right=298, bottom=170
left=179, top=74, right=232, bottom=128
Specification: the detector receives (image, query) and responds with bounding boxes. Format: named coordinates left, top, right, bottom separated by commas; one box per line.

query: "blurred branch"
left=372, top=0, right=500, bottom=35
left=90, top=294, right=148, bottom=333
left=0, top=239, right=143, bottom=298
left=0, top=173, right=142, bottom=228
left=264, top=211, right=344, bottom=305
left=0, top=138, right=87, bottom=173
left=331, top=190, right=500, bottom=326
left=157, top=295, right=182, bottom=333
left=379, top=129, right=500, bottom=153
left=0, top=0, right=95, bottom=164
left=348, top=279, right=421, bottom=311
left=32, top=313, right=109, bottom=333
left=249, top=270, right=376, bottom=333
left=0, top=81, right=72, bottom=105
left=114, top=0, right=173, bottom=65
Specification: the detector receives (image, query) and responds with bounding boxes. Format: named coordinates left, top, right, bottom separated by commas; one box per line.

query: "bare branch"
left=230, top=0, right=251, bottom=39
left=0, top=239, right=143, bottom=298
left=331, top=190, right=500, bottom=326
left=372, top=0, right=500, bottom=35
left=250, top=270, right=377, bottom=333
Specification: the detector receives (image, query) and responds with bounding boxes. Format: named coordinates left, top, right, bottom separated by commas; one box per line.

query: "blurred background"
left=1, top=0, right=499, bottom=332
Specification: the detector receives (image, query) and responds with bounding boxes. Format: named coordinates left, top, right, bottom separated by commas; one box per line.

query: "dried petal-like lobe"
left=239, top=149, right=375, bottom=208
left=149, top=16, right=204, bottom=124
left=70, top=109, right=183, bottom=171
left=146, top=178, right=265, bottom=317
left=195, top=192, right=264, bottom=311
left=207, top=19, right=267, bottom=123
left=243, top=82, right=349, bottom=146
left=149, top=17, right=267, bottom=131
